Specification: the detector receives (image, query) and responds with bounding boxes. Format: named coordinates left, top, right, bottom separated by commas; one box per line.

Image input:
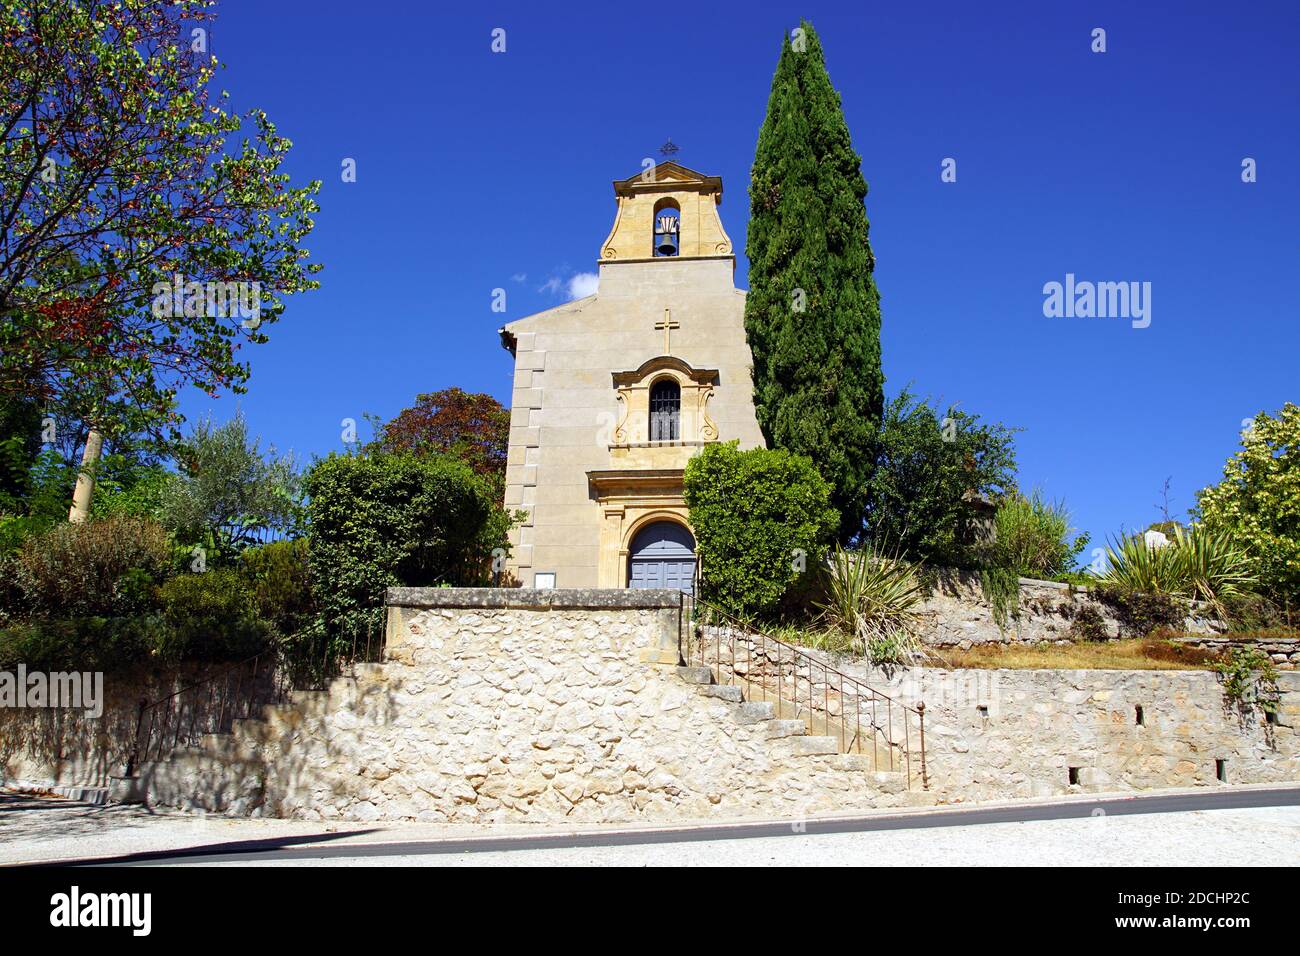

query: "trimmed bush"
left=15, top=514, right=171, bottom=619
left=304, top=452, right=512, bottom=633
left=684, top=442, right=838, bottom=619
left=158, top=569, right=273, bottom=662
left=239, top=539, right=314, bottom=636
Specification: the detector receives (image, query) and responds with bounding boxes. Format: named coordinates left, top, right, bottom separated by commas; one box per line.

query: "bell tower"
left=598, top=162, right=734, bottom=263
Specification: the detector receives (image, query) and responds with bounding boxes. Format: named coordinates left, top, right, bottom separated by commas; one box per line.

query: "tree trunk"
left=67, top=426, right=104, bottom=523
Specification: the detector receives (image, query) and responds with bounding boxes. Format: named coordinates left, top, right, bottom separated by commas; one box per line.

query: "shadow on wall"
left=0, top=662, right=276, bottom=790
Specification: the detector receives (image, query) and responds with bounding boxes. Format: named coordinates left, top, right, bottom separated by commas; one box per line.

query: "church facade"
left=499, top=162, right=765, bottom=590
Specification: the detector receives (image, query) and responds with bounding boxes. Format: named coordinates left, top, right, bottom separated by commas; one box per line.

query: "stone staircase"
left=674, top=663, right=909, bottom=785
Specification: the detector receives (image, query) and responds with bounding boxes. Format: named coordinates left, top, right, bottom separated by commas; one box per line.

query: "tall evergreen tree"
left=745, top=21, right=883, bottom=539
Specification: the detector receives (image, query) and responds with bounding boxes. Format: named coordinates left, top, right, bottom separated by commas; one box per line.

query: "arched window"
left=649, top=379, right=680, bottom=441
left=652, top=198, right=680, bottom=257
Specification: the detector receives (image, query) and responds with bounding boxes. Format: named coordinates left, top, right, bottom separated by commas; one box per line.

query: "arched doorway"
left=627, top=521, right=696, bottom=593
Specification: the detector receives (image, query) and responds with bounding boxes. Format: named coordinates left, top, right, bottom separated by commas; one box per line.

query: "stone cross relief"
left=654, top=308, right=680, bottom=355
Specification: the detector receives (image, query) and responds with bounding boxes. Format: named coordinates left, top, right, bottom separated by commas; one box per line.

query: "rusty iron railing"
left=678, top=591, right=927, bottom=790
left=124, top=616, right=385, bottom=776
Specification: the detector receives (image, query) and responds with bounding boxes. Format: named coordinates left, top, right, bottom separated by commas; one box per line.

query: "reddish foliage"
left=376, top=387, right=509, bottom=483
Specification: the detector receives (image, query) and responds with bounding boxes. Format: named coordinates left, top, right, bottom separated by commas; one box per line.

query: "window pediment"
left=610, top=355, right=719, bottom=447
left=611, top=355, right=718, bottom=388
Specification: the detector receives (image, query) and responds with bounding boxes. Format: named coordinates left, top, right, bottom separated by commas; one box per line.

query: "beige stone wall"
left=902, top=666, right=1299, bottom=799
left=701, top=625, right=1300, bottom=802
left=0, top=663, right=270, bottom=792
left=135, top=592, right=909, bottom=822
left=116, top=592, right=1300, bottom=823
left=919, top=572, right=1221, bottom=647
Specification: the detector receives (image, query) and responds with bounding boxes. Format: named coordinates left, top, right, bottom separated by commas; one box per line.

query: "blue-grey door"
left=628, top=521, right=695, bottom=594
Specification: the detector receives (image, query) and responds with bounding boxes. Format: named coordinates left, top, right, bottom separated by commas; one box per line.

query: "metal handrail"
left=678, top=591, right=928, bottom=790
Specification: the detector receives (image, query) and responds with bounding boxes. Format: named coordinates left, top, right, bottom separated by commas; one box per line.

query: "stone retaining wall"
left=12, top=591, right=1298, bottom=821
left=919, top=570, right=1221, bottom=647
left=898, top=665, right=1299, bottom=798
left=702, top=624, right=1299, bottom=799
left=1170, top=635, right=1300, bottom=670
left=0, top=662, right=269, bottom=791
left=133, top=589, right=913, bottom=822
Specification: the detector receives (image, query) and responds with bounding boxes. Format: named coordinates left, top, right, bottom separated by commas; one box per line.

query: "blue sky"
left=187, top=0, right=1299, bottom=556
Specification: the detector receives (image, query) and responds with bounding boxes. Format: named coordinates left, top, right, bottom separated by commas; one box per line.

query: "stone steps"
left=677, top=659, right=911, bottom=790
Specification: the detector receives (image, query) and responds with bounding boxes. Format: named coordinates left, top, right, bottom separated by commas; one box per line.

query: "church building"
left=499, top=162, right=765, bottom=591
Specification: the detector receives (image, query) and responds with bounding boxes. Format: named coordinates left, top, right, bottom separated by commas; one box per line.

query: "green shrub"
left=15, top=514, right=172, bottom=619
left=0, top=615, right=170, bottom=670
left=1220, top=593, right=1296, bottom=631
left=992, top=491, right=1088, bottom=579
left=1094, top=585, right=1183, bottom=638
left=858, top=389, right=1018, bottom=566
left=1068, top=604, right=1109, bottom=642
left=1096, top=526, right=1256, bottom=619
left=1214, top=645, right=1281, bottom=723
left=239, top=539, right=315, bottom=636
left=684, top=442, right=838, bottom=619
left=1095, top=532, right=1189, bottom=596
left=158, top=569, right=273, bottom=662
left=159, top=411, right=303, bottom=562
left=1174, top=525, right=1256, bottom=615
left=815, top=543, right=926, bottom=664
left=304, top=452, right=512, bottom=633
left=980, top=564, right=1020, bottom=630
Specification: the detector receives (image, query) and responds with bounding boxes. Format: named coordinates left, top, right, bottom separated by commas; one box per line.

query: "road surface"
left=2, top=784, right=1298, bottom=866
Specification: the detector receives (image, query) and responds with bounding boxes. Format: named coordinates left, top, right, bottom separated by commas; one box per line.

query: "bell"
left=655, top=232, right=678, bottom=256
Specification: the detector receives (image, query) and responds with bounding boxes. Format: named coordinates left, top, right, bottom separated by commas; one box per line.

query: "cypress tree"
left=745, top=20, right=883, bottom=539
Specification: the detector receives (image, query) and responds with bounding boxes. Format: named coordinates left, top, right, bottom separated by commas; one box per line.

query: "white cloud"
left=567, top=272, right=599, bottom=299
left=510, top=273, right=527, bottom=283
left=537, top=276, right=564, bottom=295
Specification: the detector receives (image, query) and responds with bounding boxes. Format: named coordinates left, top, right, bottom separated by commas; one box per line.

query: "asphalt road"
left=21, top=783, right=1300, bottom=867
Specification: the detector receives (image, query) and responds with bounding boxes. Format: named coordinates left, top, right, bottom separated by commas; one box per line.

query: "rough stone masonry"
left=131, top=589, right=913, bottom=822
left=109, top=588, right=1300, bottom=823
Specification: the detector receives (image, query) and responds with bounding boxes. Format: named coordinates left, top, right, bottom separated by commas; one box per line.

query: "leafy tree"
left=0, top=394, right=42, bottom=512
left=0, top=411, right=171, bottom=550
left=371, top=387, right=510, bottom=487
left=860, top=390, right=1018, bottom=566
left=159, top=411, right=301, bottom=562
left=239, top=539, right=314, bottom=636
left=744, top=20, right=883, bottom=536
left=684, top=441, right=839, bottom=619
left=1, top=0, right=321, bottom=512
left=1194, top=403, right=1300, bottom=607
left=304, top=453, right=511, bottom=634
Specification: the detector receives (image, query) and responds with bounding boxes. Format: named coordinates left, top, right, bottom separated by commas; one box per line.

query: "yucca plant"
left=1095, top=526, right=1256, bottom=619
left=1173, top=525, right=1256, bottom=615
left=1095, top=531, right=1190, bottom=595
left=815, top=543, right=928, bottom=664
